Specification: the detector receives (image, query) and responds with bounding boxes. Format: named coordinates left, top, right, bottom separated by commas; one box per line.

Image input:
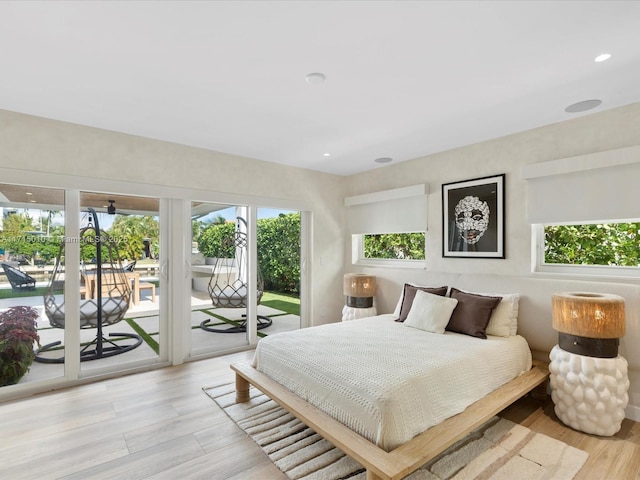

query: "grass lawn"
left=0, top=286, right=59, bottom=299
left=260, top=291, right=300, bottom=316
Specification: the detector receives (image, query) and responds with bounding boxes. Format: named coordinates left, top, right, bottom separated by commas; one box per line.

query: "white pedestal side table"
left=549, top=345, right=629, bottom=436
left=341, top=305, right=377, bottom=321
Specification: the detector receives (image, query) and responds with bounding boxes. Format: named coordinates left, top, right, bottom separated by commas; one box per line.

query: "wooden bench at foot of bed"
left=231, top=361, right=549, bottom=480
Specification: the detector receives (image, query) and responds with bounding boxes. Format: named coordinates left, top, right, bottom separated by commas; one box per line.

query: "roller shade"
left=523, top=146, right=640, bottom=224
left=345, top=184, right=427, bottom=234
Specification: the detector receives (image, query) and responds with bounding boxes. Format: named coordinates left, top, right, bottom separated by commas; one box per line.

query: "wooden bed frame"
left=232, top=360, right=549, bottom=480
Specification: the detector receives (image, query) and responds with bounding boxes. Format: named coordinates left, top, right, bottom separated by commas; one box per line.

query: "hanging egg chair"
left=36, top=207, right=142, bottom=363
left=200, top=217, right=272, bottom=333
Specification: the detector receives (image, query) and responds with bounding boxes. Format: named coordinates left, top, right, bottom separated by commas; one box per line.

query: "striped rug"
left=203, top=382, right=588, bottom=480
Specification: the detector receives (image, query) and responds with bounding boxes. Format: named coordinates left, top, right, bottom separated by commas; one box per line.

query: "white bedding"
left=252, top=314, right=532, bottom=451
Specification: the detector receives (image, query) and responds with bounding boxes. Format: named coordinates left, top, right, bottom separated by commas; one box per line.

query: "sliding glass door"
left=0, top=174, right=310, bottom=397
left=188, top=204, right=304, bottom=357
left=0, top=183, right=66, bottom=387
left=79, top=192, right=163, bottom=374
left=190, top=203, right=250, bottom=355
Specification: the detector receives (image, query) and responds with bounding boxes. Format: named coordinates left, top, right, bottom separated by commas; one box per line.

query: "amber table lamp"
left=342, top=274, right=377, bottom=321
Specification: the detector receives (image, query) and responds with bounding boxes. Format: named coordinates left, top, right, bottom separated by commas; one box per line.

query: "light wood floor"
left=1, top=351, right=639, bottom=480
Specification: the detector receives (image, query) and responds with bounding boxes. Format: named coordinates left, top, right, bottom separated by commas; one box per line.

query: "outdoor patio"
left=0, top=279, right=300, bottom=386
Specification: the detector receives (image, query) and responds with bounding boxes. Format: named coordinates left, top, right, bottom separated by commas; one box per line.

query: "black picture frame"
left=442, top=174, right=505, bottom=258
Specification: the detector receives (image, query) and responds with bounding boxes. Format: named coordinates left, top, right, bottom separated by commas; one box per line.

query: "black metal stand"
left=200, top=314, right=272, bottom=333
left=34, top=333, right=144, bottom=364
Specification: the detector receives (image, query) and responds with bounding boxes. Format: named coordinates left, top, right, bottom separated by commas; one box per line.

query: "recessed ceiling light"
left=374, top=157, right=393, bottom=164
left=565, top=99, right=602, bottom=113
left=594, top=53, right=612, bottom=63
left=323, top=152, right=331, bottom=157
left=305, top=72, right=326, bottom=84
left=25, top=192, right=33, bottom=195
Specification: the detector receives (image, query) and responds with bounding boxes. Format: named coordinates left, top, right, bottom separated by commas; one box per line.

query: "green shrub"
left=257, top=213, right=300, bottom=294
left=197, top=222, right=236, bottom=259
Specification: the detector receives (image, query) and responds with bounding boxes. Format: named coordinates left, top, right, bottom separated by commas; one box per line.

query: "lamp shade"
left=343, top=274, right=376, bottom=298
left=552, top=292, right=625, bottom=339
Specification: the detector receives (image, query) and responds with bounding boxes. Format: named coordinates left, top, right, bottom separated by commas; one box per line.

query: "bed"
left=232, top=286, right=549, bottom=480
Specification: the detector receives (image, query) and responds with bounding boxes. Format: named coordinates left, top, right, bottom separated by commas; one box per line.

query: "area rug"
left=203, top=383, right=588, bottom=480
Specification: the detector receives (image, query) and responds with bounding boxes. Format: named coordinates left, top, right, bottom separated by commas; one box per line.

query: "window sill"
left=354, top=258, right=427, bottom=269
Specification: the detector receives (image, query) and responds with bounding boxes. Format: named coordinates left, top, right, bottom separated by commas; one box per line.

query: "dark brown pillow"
left=396, top=284, right=448, bottom=322
left=446, top=288, right=502, bottom=338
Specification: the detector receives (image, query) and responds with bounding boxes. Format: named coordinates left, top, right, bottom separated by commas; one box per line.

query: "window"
left=345, top=185, right=428, bottom=268
left=523, top=146, right=640, bottom=278
left=363, top=233, right=425, bottom=260
left=352, top=232, right=426, bottom=268
left=535, top=221, right=640, bottom=277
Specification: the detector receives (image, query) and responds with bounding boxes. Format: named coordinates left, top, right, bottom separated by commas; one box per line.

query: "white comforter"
left=252, top=314, right=532, bottom=451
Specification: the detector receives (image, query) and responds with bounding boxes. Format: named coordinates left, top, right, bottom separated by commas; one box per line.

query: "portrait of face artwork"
left=442, top=174, right=504, bottom=258
left=454, top=195, right=490, bottom=245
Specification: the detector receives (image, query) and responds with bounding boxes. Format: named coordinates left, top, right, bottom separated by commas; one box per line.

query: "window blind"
left=523, top=146, right=640, bottom=224
left=345, top=184, right=428, bottom=234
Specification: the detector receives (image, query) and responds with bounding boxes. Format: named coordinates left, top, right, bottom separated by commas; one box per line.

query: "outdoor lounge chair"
left=35, top=208, right=142, bottom=363
left=1, top=262, right=36, bottom=291
left=201, top=217, right=271, bottom=333
left=123, top=260, right=136, bottom=272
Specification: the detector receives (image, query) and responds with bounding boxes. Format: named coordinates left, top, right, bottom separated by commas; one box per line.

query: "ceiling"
left=1, top=1, right=640, bottom=177
left=0, top=184, right=161, bottom=215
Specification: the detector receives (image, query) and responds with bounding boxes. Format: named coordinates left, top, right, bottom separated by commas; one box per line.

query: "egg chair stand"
left=35, top=207, right=142, bottom=364
left=35, top=330, right=143, bottom=364
left=200, top=313, right=273, bottom=334
left=200, top=217, right=272, bottom=334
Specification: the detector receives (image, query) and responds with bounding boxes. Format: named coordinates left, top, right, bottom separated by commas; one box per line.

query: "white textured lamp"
left=549, top=292, right=629, bottom=436
left=341, top=274, right=377, bottom=321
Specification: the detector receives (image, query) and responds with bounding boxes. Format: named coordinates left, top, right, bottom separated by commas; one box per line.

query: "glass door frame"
left=0, top=167, right=312, bottom=400
left=183, top=202, right=313, bottom=361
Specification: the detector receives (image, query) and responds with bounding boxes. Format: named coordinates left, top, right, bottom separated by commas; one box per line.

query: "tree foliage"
left=544, top=223, right=640, bottom=266
left=2, top=209, right=303, bottom=295
left=364, top=233, right=426, bottom=260
left=0, top=212, right=63, bottom=264
left=109, top=215, right=160, bottom=261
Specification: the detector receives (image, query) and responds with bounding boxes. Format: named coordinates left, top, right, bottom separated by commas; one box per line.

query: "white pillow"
left=393, top=286, right=406, bottom=316
left=452, top=289, right=519, bottom=337
left=404, top=290, right=458, bottom=334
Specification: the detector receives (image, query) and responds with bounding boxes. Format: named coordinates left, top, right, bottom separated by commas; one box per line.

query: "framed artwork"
left=442, top=174, right=505, bottom=258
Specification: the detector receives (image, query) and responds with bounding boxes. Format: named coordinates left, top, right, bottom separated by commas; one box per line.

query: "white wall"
left=343, top=101, right=640, bottom=420
left=0, top=108, right=348, bottom=326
